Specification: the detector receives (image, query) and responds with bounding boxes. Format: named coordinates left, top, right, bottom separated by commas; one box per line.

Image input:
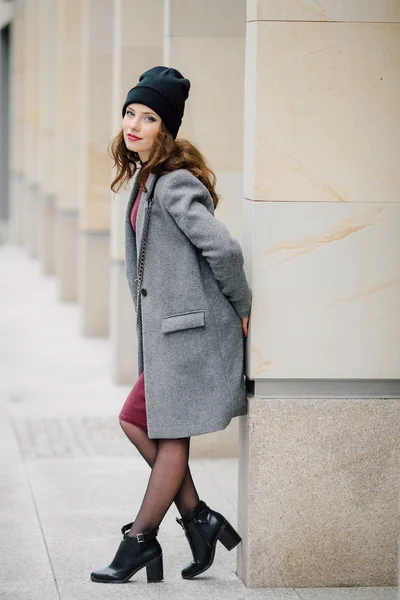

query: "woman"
left=91, top=66, right=251, bottom=584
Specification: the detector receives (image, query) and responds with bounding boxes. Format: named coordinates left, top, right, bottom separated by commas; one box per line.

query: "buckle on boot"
left=193, top=518, right=208, bottom=524
left=135, top=527, right=159, bottom=543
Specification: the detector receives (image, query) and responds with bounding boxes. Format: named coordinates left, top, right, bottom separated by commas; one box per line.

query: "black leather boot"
left=91, top=522, right=163, bottom=583
left=177, top=500, right=241, bottom=579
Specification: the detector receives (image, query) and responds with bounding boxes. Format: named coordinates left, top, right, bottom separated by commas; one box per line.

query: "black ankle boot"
left=91, top=522, right=163, bottom=584
left=177, top=500, right=241, bottom=579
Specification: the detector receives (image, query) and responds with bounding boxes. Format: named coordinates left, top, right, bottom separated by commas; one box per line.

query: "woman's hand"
left=241, top=316, right=249, bottom=338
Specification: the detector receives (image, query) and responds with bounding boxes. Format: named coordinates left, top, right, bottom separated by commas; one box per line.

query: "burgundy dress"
left=119, top=182, right=148, bottom=432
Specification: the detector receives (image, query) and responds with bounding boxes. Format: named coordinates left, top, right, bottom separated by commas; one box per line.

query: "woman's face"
left=122, top=103, right=162, bottom=162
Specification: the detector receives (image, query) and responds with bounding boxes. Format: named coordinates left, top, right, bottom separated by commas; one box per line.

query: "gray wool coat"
left=125, top=168, right=252, bottom=439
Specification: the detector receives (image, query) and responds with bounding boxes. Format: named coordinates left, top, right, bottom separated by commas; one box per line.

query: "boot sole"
left=91, top=554, right=163, bottom=584
left=182, top=522, right=241, bottom=580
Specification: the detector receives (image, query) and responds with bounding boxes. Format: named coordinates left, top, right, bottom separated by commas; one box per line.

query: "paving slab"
left=0, top=397, right=59, bottom=599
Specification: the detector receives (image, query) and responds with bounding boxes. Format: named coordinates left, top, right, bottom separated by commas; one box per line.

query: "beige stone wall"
left=22, top=0, right=39, bottom=188
left=243, top=0, right=400, bottom=381
left=35, top=0, right=58, bottom=274
left=19, top=0, right=40, bottom=256
left=55, top=0, right=84, bottom=212
left=52, top=0, right=84, bottom=300
left=77, top=0, right=115, bottom=336
left=37, top=0, right=58, bottom=199
left=247, top=0, right=400, bottom=22
left=80, top=0, right=114, bottom=232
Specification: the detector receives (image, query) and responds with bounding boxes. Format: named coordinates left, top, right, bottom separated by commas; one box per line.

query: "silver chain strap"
left=136, top=178, right=158, bottom=335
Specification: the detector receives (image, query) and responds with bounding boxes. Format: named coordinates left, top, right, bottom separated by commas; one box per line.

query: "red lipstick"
left=127, top=134, right=142, bottom=142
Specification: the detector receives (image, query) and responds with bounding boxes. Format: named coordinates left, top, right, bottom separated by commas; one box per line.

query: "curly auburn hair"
left=108, top=123, right=220, bottom=208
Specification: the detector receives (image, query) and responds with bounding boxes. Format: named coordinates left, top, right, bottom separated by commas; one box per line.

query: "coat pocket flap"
left=162, top=310, right=205, bottom=334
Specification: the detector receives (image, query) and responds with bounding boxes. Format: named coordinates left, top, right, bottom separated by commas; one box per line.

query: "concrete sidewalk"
left=0, top=244, right=396, bottom=600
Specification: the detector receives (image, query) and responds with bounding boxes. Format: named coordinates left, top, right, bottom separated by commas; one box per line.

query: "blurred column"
left=17, top=0, right=38, bottom=255
left=36, top=0, right=58, bottom=274
left=23, top=0, right=39, bottom=257
left=16, top=0, right=29, bottom=249
left=8, top=0, right=24, bottom=245
left=54, top=0, right=84, bottom=301
left=110, top=0, right=163, bottom=382
left=78, top=0, right=114, bottom=336
left=237, top=0, right=400, bottom=588
left=164, top=0, right=246, bottom=242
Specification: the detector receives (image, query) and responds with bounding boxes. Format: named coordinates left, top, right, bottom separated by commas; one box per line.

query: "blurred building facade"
left=0, top=0, right=399, bottom=589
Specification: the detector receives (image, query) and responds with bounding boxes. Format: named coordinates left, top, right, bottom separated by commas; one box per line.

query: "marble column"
left=54, top=0, right=84, bottom=301
left=237, top=0, right=400, bottom=588
left=36, top=0, right=58, bottom=275
left=77, top=0, right=114, bottom=336
left=110, top=0, right=163, bottom=382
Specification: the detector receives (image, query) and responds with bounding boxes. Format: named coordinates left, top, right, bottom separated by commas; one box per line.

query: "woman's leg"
left=120, top=419, right=158, bottom=466
left=129, top=437, right=191, bottom=535
left=120, top=420, right=199, bottom=518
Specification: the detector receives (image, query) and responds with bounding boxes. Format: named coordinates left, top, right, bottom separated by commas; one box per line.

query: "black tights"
left=119, top=420, right=199, bottom=535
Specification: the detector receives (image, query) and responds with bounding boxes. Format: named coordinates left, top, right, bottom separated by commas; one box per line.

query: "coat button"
left=141, top=288, right=147, bottom=297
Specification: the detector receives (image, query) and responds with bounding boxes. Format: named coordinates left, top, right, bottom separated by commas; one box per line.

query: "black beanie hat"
left=122, top=66, right=190, bottom=139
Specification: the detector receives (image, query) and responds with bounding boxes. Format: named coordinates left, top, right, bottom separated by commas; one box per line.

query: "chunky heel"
left=91, top=526, right=162, bottom=584
left=178, top=500, right=242, bottom=579
left=146, top=554, right=163, bottom=583
left=217, top=520, right=242, bottom=551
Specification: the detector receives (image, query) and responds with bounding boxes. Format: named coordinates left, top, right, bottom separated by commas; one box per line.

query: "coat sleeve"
left=160, top=170, right=252, bottom=318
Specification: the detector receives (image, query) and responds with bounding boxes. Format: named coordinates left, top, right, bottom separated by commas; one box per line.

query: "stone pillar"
left=14, top=0, right=32, bottom=251
left=19, top=0, right=29, bottom=250
left=14, top=0, right=29, bottom=250
left=237, top=0, right=400, bottom=588
left=36, top=0, right=58, bottom=274
left=76, top=0, right=114, bottom=336
left=8, top=1, right=24, bottom=246
left=110, top=0, right=163, bottom=382
left=54, top=0, right=84, bottom=301
left=22, top=0, right=40, bottom=257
